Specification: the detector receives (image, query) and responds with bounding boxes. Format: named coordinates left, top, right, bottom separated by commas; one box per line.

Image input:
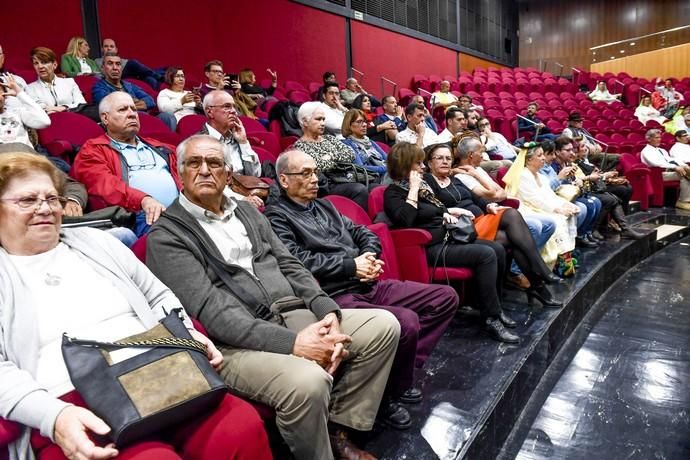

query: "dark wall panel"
left=519, top=0, right=690, bottom=72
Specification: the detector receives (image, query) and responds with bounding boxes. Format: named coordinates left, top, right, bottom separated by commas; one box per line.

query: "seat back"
left=239, top=116, right=267, bottom=133
left=366, top=223, right=400, bottom=281
left=37, top=112, right=104, bottom=157
left=367, top=185, right=388, bottom=221
left=176, top=114, right=207, bottom=139
left=323, top=195, right=372, bottom=226
left=246, top=131, right=281, bottom=156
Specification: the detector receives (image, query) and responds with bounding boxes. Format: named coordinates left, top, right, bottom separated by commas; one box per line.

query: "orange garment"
left=473, top=208, right=506, bottom=240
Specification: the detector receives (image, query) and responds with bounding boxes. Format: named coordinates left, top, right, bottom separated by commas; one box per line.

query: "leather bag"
left=445, top=214, right=477, bottom=244
left=61, top=309, right=227, bottom=447
left=230, top=173, right=270, bottom=200
left=325, top=162, right=380, bottom=188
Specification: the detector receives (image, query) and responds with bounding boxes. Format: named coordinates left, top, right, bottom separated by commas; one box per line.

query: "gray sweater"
left=146, top=198, right=341, bottom=354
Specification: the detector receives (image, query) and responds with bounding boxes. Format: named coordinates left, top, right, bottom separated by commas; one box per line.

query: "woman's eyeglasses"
left=351, top=119, right=367, bottom=125
left=0, top=195, right=67, bottom=211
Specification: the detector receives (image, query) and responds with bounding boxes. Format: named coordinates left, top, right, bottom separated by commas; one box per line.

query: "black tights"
left=493, top=208, right=552, bottom=284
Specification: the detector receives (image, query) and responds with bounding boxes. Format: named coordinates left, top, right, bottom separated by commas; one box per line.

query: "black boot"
left=526, top=283, right=563, bottom=308
left=611, top=205, right=645, bottom=240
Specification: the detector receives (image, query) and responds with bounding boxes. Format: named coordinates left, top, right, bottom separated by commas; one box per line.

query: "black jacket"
left=265, top=195, right=381, bottom=295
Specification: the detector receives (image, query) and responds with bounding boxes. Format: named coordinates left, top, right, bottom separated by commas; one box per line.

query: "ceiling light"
left=630, top=42, right=636, bottom=46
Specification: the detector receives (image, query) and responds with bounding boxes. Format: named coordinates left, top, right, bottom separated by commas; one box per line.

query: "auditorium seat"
left=138, top=113, right=181, bottom=145
left=239, top=116, right=267, bottom=133
left=73, top=75, right=99, bottom=104
left=176, top=114, right=206, bottom=139
left=247, top=131, right=281, bottom=157
left=37, top=112, right=104, bottom=163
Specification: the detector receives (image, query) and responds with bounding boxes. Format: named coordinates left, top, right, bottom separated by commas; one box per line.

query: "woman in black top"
left=383, top=142, right=519, bottom=343
left=424, top=143, right=561, bottom=307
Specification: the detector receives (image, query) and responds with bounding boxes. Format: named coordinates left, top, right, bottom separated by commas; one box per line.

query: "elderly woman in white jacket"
left=0, top=152, right=270, bottom=460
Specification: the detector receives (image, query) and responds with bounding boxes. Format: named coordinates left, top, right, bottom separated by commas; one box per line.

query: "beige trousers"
left=662, top=171, right=690, bottom=202
left=217, top=308, right=400, bottom=460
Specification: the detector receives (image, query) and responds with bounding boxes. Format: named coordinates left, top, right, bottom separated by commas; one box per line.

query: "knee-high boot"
left=611, top=205, right=645, bottom=239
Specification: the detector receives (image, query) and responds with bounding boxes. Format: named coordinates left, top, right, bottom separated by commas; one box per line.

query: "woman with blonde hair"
left=60, top=37, right=100, bottom=77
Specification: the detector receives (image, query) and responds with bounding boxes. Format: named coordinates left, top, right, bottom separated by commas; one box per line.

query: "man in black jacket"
left=265, top=149, right=459, bottom=423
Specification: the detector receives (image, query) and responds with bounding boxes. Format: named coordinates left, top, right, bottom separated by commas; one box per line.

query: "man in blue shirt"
left=92, top=53, right=176, bottom=131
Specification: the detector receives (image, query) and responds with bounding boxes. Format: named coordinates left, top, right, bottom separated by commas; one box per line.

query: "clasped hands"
left=293, top=312, right=351, bottom=375
left=354, top=251, right=385, bottom=281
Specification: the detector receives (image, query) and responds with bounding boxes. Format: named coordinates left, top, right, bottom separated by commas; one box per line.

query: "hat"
left=675, top=129, right=688, bottom=137
left=568, top=112, right=583, bottom=122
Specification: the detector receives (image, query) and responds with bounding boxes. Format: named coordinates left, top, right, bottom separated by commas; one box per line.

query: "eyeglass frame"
left=281, top=168, right=321, bottom=179
left=183, top=156, right=227, bottom=170
left=0, top=195, right=68, bottom=211
left=207, top=103, right=237, bottom=112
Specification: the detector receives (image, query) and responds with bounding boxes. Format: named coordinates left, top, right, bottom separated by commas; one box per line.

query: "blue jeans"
left=123, top=59, right=161, bottom=90
left=575, top=195, right=601, bottom=236
left=510, top=215, right=556, bottom=274
left=156, top=112, right=177, bottom=131
left=106, top=227, right=138, bottom=247
left=133, top=211, right=152, bottom=237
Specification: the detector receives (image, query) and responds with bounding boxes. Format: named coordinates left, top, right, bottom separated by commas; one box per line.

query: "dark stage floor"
left=510, top=236, right=690, bottom=460
left=360, top=209, right=690, bottom=460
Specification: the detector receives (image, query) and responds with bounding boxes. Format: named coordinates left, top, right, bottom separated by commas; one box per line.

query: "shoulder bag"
left=61, top=309, right=227, bottom=447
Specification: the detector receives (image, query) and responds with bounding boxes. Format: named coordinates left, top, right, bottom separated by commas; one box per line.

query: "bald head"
left=99, top=91, right=139, bottom=140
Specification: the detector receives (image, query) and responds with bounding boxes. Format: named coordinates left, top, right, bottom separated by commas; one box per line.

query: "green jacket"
left=60, top=54, right=100, bottom=77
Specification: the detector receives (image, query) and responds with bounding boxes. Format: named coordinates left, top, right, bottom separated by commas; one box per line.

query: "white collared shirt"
left=204, top=123, right=261, bottom=176
left=395, top=126, right=439, bottom=147
left=179, top=191, right=255, bottom=274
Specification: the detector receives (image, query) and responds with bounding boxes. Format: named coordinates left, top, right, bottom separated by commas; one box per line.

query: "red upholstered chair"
left=37, top=112, right=104, bottom=163
left=176, top=114, right=206, bottom=139
left=247, top=131, right=281, bottom=156
left=239, top=116, right=267, bottom=133
left=398, top=88, right=416, bottom=107
left=280, top=135, right=299, bottom=150
left=73, top=75, right=99, bottom=104
left=252, top=145, right=277, bottom=164
left=619, top=154, right=653, bottom=210
left=125, top=78, right=158, bottom=100
left=137, top=113, right=181, bottom=145
left=374, top=141, right=390, bottom=154
left=284, top=80, right=307, bottom=94
left=288, top=91, right=311, bottom=105
left=1, top=418, right=21, bottom=459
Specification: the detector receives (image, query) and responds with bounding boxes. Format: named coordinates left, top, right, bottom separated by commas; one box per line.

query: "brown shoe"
left=329, top=429, right=377, bottom=460
left=505, top=273, right=530, bottom=289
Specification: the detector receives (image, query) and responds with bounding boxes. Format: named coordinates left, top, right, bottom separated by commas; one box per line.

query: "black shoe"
left=499, top=311, right=517, bottom=328
left=542, top=272, right=563, bottom=284
left=398, top=387, right=423, bottom=404
left=590, top=230, right=605, bottom=241
left=485, top=318, right=520, bottom=343
left=621, top=227, right=645, bottom=240
left=378, top=400, right=412, bottom=430
left=576, top=236, right=598, bottom=248
left=526, top=284, right=563, bottom=308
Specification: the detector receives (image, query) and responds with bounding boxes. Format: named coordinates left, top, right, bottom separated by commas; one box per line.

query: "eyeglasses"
left=184, top=157, right=226, bottom=170
left=478, top=123, right=490, bottom=128
left=432, top=156, right=453, bottom=162
left=351, top=119, right=367, bottom=125
left=208, top=103, right=237, bottom=112
left=282, top=168, right=320, bottom=179
left=0, top=195, right=67, bottom=211
left=209, top=69, right=224, bottom=74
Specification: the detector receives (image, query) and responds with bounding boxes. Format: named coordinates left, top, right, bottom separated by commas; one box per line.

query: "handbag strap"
left=63, top=335, right=208, bottom=354
left=162, top=213, right=275, bottom=321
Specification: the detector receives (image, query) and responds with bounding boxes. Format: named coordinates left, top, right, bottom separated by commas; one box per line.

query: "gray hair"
left=275, top=150, right=298, bottom=176
left=176, top=134, right=232, bottom=174
left=98, top=91, right=134, bottom=115
left=645, top=128, right=661, bottom=140
left=456, top=137, right=482, bottom=161
left=202, top=90, right=229, bottom=112
left=101, top=51, right=120, bottom=66
left=297, top=101, right=326, bottom=128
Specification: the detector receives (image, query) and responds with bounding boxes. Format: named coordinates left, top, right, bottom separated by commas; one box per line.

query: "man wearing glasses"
left=265, top=149, right=459, bottom=430
left=147, top=135, right=400, bottom=460
left=73, top=91, right=181, bottom=236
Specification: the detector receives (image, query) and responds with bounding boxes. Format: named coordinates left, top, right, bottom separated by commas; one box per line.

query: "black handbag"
left=61, top=309, right=227, bottom=447
left=445, top=214, right=477, bottom=244
left=325, top=162, right=380, bottom=188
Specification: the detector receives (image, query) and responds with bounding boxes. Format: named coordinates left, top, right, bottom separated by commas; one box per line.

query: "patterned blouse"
left=293, top=135, right=355, bottom=172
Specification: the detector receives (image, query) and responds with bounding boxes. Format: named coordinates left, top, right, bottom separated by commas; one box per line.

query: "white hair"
left=297, top=101, right=327, bottom=128
left=176, top=134, right=232, bottom=174
left=98, top=91, right=134, bottom=115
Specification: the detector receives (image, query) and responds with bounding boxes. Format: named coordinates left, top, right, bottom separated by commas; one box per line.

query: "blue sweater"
left=341, top=138, right=388, bottom=175
left=92, top=79, right=154, bottom=109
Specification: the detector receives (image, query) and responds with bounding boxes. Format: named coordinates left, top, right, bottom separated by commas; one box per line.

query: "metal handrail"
left=516, top=114, right=542, bottom=140
left=380, top=77, right=397, bottom=99
left=553, top=62, right=564, bottom=78
left=582, top=132, right=611, bottom=171
left=350, top=67, right=364, bottom=81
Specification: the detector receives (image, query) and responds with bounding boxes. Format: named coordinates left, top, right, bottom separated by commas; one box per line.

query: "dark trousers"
left=123, top=59, right=161, bottom=90
left=605, top=183, right=633, bottom=212
left=334, top=279, right=458, bottom=394
left=427, top=239, right=505, bottom=319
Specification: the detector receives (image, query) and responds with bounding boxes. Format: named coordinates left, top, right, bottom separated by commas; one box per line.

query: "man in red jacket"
left=73, top=91, right=182, bottom=235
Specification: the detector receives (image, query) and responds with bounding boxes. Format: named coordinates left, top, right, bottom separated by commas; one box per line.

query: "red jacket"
left=72, top=134, right=182, bottom=212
